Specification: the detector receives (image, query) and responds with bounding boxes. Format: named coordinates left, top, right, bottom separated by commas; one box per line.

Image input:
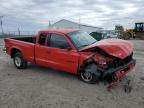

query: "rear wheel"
left=80, top=64, right=100, bottom=84
left=13, top=52, right=27, bottom=69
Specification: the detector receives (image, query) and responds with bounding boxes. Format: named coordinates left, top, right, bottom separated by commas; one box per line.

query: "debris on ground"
left=106, top=76, right=134, bottom=93
left=123, top=79, right=133, bottom=93
left=140, top=76, right=144, bottom=80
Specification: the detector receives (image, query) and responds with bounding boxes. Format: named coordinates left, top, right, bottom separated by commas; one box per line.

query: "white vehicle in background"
left=102, top=30, right=119, bottom=39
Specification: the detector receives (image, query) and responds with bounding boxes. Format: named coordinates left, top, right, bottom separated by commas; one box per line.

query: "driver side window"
left=47, top=33, right=70, bottom=49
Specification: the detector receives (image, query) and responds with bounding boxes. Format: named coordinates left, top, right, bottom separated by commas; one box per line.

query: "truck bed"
left=11, top=36, right=36, bottom=43
left=4, top=36, right=36, bottom=63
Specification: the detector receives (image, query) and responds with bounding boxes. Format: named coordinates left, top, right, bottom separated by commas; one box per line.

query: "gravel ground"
left=0, top=39, right=144, bottom=108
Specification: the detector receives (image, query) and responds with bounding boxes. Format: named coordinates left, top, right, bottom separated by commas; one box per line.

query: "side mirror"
left=66, top=47, right=72, bottom=51
left=60, top=44, right=72, bottom=50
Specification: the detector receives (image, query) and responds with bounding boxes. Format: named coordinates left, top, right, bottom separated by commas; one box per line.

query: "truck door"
left=35, top=33, right=48, bottom=65
left=45, top=33, right=80, bottom=74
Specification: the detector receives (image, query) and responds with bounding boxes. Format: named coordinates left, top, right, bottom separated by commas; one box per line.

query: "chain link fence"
left=0, top=31, right=37, bottom=38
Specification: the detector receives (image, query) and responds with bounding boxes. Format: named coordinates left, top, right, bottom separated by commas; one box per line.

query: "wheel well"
left=11, top=48, right=21, bottom=58
left=78, top=56, right=96, bottom=75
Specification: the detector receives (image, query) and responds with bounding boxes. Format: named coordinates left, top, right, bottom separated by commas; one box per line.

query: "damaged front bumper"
left=102, top=59, right=136, bottom=80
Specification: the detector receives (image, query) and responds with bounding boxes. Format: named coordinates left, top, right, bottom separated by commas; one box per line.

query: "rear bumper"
left=102, top=59, right=136, bottom=79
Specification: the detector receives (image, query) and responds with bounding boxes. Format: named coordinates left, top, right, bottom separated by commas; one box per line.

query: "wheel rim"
left=15, top=57, right=21, bottom=67
left=81, top=70, right=92, bottom=82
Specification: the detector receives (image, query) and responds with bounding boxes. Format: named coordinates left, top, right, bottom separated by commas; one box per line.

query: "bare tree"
left=115, top=25, right=124, bottom=38
left=0, top=16, right=4, bottom=34
left=18, top=27, right=20, bottom=36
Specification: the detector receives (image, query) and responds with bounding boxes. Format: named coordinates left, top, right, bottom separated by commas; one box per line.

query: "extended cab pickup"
left=4, top=29, right=136, bottom=83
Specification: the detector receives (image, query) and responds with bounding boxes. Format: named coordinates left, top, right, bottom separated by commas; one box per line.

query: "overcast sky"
left=0, top=0, right=144, bottom=32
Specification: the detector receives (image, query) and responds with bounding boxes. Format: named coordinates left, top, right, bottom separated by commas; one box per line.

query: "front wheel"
left=80, top=64, right=100, bottom=84
left=13, top=52, right=27, bottom=69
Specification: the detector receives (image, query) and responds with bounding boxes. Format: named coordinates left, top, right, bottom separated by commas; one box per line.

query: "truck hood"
left=79, top=39, right=133, bottom=59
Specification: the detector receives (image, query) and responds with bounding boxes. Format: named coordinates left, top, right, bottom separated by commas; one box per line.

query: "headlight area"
left=83, top=54, right=112, bottom=71
left=97, top=58, right=108, bottom=70
left=94, top=56, right=112, bottom=70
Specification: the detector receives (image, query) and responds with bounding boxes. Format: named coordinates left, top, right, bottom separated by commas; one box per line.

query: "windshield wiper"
left=78, top=44, right=89, bottom=48
left=90, top=41, right=97, bottom=45
left=78, top=41, right=97, bottom=49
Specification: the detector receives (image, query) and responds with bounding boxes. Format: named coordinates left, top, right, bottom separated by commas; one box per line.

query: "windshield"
left=67, top=31, right=97, bottom=49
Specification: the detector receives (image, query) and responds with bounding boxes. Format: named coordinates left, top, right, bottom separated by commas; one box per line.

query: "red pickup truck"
left=4, top=29, right=136, bottom=83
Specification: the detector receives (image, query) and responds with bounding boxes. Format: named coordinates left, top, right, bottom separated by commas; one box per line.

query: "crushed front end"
left=95, top=52, right=136, bottom=82
left=79, top=39, right=136, bottom=90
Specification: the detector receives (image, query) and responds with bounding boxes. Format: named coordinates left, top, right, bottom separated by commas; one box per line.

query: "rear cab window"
left=38, top=33, right=47, bottom=45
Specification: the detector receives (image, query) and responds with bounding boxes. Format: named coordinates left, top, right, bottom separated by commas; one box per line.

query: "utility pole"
left=0, top=16, right=4, bottom=35
left=18, top=27, right=20, bottom=36
left=48, top=20, right=51, bottom=28
left=78, top=17, right=81, bottom=30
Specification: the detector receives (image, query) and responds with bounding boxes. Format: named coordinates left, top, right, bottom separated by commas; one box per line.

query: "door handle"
left=46, top=51, right=51, bottom=54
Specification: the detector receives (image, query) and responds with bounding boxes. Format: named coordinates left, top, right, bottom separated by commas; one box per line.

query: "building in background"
left=50, top=19, right=103, bottom=33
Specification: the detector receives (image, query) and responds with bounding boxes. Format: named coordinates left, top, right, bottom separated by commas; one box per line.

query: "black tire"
left=13, top=52, right=27, bottom=69
left=124, top=32, right=131, bottom=40
left=79, top=63, right=100, bottom=84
